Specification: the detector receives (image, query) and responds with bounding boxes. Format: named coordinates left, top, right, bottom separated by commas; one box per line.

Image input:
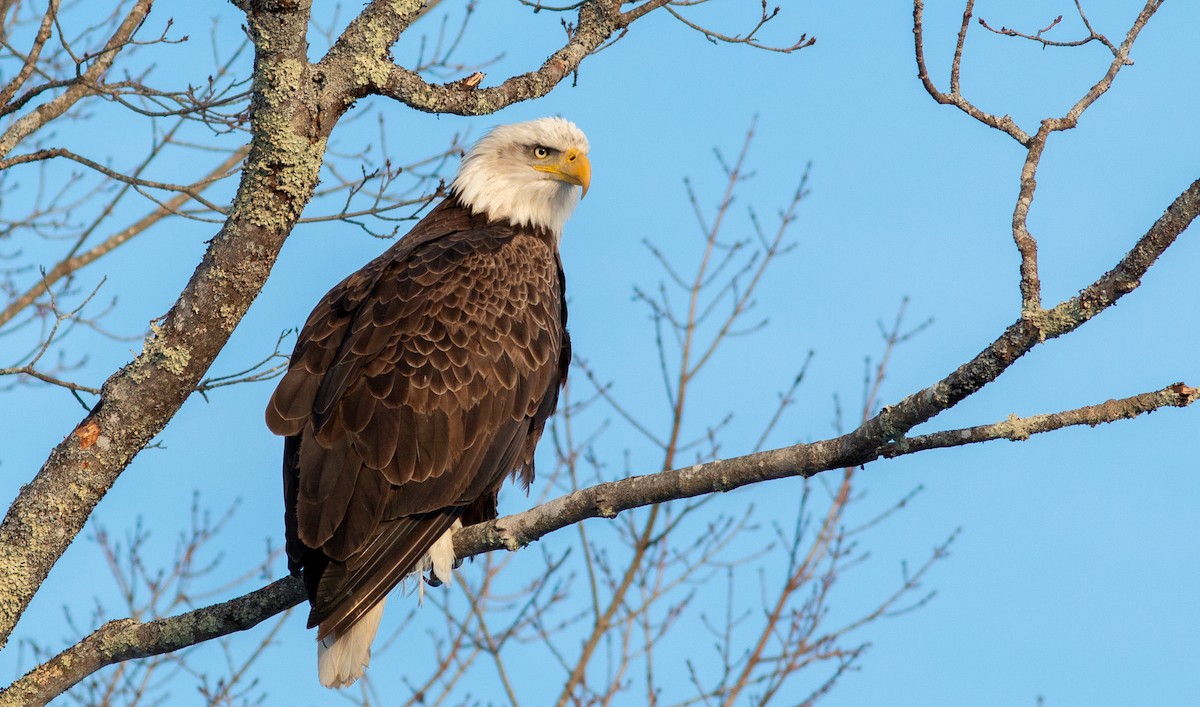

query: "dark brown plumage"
left=266, top=195, right=570, bottom=643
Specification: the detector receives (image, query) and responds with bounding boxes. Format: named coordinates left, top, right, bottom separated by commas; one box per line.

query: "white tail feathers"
left=316, top=519, right=463, bottom=688
left=318, top=598, right=386, bottom=688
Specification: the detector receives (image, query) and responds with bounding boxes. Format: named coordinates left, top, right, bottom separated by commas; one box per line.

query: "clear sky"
left=2, top=1, right=1198, bottom=705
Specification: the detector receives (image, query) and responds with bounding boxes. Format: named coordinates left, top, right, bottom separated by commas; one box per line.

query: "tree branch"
left=0, top=0, right=153, bottom=158
left=372, top=1, right=622, bottom=116
left=916, top=0, right=1172, bottom=316
left=1041, top=0, right=1162, bottom=134
left=913, top=0, right=1031, bottom=146
left=661, top=2, right=814, bottom=54
left=459, top=381, right=1198, bottom=566
left=0, top=146, right=248, bottom=328
left=0, top=148, right=227, bottom=212
left=1, top=1, right=1192, bottom=700
left=883, top=383, right=1199, bottom=457
left=847, top=174, right=1200, bottom=452
left=1008, top=1, right=1163, bottom=314
left=0, top=0, right=58, bottom=109
left=0, top=579, right=305, bottom=707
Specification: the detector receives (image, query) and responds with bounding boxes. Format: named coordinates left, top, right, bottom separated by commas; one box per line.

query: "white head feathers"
left=451, top=117, right=590, bottom=240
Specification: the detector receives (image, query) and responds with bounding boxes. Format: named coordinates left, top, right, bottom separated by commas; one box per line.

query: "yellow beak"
left=536, top=148, right=591, bottom=198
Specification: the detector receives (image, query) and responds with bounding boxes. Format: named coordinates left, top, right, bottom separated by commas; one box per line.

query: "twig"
left=912, top=0, right=1031, bottom=145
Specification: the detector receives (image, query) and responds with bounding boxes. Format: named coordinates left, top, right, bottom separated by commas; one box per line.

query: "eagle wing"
left=266, top=202, right=568, bottom=637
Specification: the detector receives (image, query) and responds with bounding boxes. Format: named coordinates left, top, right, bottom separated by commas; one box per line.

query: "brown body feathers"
left=266, top=195, right=570, bottom=641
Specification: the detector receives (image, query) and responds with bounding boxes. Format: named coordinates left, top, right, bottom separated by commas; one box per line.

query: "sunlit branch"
left=884, top=383, right=1198, bottom=457
left=915, top=0, right=1165, bottom=315
left=0, top=578, right=303, bottom=707
left=978, top=1, right=1120, bottom=54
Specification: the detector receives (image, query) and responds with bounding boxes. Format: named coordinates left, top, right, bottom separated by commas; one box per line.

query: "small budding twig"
left=978, top=0, right=1121, bottom=55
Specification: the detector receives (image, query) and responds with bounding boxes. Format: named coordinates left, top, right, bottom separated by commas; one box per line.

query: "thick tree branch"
left=847, top=175, right=1200, bottom=453
left=8, top=169, right=1196, bottom=691
left=0, top=579, right=305, bottom=707
left=10, top=163, right=1196, bottom=696
left=457, top=383, right=1197, bottom=560
left=0, top=0, right=1191, bottom=700
left=314, top=0, right=428, bottom=125
left=0, top=0, right=321, bottom=650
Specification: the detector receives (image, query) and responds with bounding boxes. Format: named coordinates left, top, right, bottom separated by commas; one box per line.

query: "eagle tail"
left=317, top=597, right=386, bottom=688
left=314, top=518, right=463, bottom=687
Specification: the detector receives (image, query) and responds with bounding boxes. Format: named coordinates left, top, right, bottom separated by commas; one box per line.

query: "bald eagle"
left=265, top=117, right=591, bottom=688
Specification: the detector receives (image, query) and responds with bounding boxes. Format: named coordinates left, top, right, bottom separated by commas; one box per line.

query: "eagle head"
left=450, top=117, right=591, bottom=240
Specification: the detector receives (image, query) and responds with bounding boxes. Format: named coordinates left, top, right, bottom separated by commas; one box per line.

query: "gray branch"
left=0, top=579, right=305, bottom=707
left=371, top=1, right=623, bottom=115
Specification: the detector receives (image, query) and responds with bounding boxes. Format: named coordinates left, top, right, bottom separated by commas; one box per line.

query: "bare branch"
left=0, top=0, right=1191, bottom=702
left=459, top=172, right=1200, bottom=559
left=916, top=0, right=1167, bottom=314
left=0, top=148, right=228, bottom=212
left=459, top=384, right=1195, bottom=560
left=978, top=1, right=1120, bottom=55
left=662, top=1, right=814, bottom=54
left=22, top=376, right=1192, bottom=699
left=884, top=383, right=1198, bottom=457
left=371, top=2, right=622, bottom=116
left=913, top=0, right=1030, bottom=145
left=0, top=0, right=58, bottom=109
left=0, top=0, right=153, bottom=158
left=1042, top=1, right=1163, bottom=134
left=0, top=579, right=303, bottom=707
left=0, top=146, right=249, bottom=329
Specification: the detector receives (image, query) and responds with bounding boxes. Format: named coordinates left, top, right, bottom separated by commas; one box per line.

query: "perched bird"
left=265, top=117, right=590, bottom=688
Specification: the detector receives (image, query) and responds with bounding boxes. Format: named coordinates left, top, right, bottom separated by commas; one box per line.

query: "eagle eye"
left=532, top=145, right=551, bottom=159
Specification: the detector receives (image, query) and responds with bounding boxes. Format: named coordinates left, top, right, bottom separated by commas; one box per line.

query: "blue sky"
left=2, top=1, right=1198, bottom=705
